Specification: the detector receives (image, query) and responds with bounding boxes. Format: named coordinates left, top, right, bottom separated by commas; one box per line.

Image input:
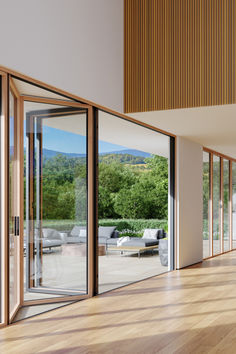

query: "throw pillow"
left=79, top=229, right=87, bottom=237
left=70, top=226, right=82, bottom=236
left=142, top=229, right=158, bottom=239
left=98, top=226, right=116, bottom=239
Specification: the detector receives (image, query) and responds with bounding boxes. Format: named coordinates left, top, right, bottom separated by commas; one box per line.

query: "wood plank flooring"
left=2, top=251, right=236, bottom=353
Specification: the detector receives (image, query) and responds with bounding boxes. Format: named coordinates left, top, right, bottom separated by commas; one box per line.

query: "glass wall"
left=98, top=111, right=173, bottom=294
left=232, top=162, right=236, bottom=249
left=223, top=160, right=230, bottom=252
left=203, top=152, right=210, bottom=258
left=213, top=155, right=221, bottom=255
left=0, top=73, right=175, bottom=326
left=203, top=151, right=236, bottom=259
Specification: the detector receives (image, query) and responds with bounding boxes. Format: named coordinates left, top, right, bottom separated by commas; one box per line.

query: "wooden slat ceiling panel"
left=124, top=0, right=236, bottom=113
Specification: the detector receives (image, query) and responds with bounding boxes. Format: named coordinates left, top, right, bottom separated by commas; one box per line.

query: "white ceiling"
left=23, top=100, right=169, bottom=157
left=43, top=114, right=87, bottom=136
left=98, top=111, right=169, bottom=158
left=129, top=104, right=236, bottom=160
left=13, top=78, right=73, bottom=101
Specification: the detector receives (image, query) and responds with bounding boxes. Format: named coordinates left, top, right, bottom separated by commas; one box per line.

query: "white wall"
left=0, top=0, right=123, bottom=112
left=176, top=137, right=203, bottom=268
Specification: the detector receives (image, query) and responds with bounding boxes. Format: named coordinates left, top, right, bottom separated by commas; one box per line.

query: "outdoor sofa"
left=66, top=226, right=165, bottom=251
left=66, top=225, right=119, bottom=247
left=24, top=228, right=65, bottom=252
left=117, top=228, right=165, bottom=247
left=107, top=228, right=166, bottom=257
left=23, top=226, right=166, bottom=255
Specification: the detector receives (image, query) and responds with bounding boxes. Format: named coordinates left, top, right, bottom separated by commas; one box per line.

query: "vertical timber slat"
left=124, top=0, right=236, bottom=113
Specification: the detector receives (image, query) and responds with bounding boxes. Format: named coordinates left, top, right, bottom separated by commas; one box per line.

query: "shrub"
left=98, top=219, right=168, bottom=232
left=36, top=218, right=168, bottom=233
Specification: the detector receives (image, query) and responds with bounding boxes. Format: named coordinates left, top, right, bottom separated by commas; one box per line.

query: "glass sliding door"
left=232, top=162, right=236, bottom=249
left=213, top=155, right=221, bottom=255
left=203, top=152, right=211, bottom=258
left=0, top=73, right=7, bottom=326
left=98, top=110, right=173, bottom=294
left=223, top=159, right=230, bottom=252
left=23, top=98, right=91, bottom=304
left=9, top=89, right=20, bottom=320
left=203, top=151, right=235, bottom=259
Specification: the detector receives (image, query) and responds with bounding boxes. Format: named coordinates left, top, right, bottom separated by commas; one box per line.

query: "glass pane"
left=232, top=162, right=236, bottom=249
left=0, top=76, right=3, bottom=324
left=223, top=159, right=230, bottom=252
left=213, top=155, right=221, bottom=255
left=9, top=91, right=18, bottom=316
left=98, top=110, right=170, bottom=294
left=203, top=152, right=210, bottom=258
left=24, top=101, right=88, bottom=302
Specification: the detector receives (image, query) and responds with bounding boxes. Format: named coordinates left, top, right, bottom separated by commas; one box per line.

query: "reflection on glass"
left=223, top=160, right=230, bottom=252
left=203, top=152, right=210, bottom=258
left=213, top=155, right=221, bottom=255
left=98, top=110, right=170, bottom=294
left=24, top=102, right=88, bottom=302
left=232, top=162, right=236, bottom=249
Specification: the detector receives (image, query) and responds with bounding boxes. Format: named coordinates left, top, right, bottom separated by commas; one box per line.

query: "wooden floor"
left=2, top=252, right=236, bottom=353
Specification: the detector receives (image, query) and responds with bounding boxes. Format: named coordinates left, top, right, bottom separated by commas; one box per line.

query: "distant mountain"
left=40, top=148, right=151, bottom=159
left=99, top=153, right=147, bottom=165
left=42, top=148, right=86, bottom=159
left=100, top=149, right=151, bottom=158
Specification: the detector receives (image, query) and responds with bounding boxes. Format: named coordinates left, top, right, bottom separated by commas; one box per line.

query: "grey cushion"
left=42, top=228, right=61, bottom=240
left=43, top=239, right=63, bottom=248
left=98, top=226, right=116, bottom=239
left=106, top=238, right=121, bottom=245
left=118, top=237, right=158, bottom=247
left=66, top=236, right=86, bottom=244
left=78, top=236, right=87, bottom=243
left=70, top=226, right=86, bottom=236
left=98, top=237, right=108, bottom=245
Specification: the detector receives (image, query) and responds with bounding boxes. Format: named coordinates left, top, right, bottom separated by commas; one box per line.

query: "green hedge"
left=41, top=220, right=85, bottom=232
left=39, top=218, right=168, bottom=233
left=98, top=219, right=168, bottom=232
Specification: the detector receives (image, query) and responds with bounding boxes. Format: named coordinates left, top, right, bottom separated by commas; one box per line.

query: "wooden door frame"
left=21, top=96, right=94, bottom=306
left=204, top=147, right=235, bottom=260
left=8, top=79, right=21, bottom=323
left=0, top=71, right=9, bottom=327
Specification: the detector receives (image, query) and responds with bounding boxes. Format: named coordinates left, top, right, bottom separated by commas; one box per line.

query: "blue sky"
left=24, top=124, right=127, bottom=154
left=43, top=126, right=128, bottom=153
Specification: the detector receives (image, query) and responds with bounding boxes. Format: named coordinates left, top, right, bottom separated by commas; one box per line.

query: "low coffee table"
left=98, top=245, right=106, bottom=256
left=108, top=245, right=158, bottom=258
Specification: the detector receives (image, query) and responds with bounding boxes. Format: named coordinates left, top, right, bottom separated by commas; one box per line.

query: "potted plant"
left=159, top=237, right=168, bottom=266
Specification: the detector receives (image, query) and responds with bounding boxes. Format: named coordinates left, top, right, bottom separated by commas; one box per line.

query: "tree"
left=27, top=151, right=169, bottom=222
left=98, top=185, right=117, bottom=219
left=99, top=162, right=137, bottom=193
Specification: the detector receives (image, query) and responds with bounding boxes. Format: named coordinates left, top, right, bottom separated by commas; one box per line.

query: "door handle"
left=14, top=216, right=19, bottom=236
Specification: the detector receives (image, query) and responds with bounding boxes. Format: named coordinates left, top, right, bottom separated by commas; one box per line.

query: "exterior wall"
left=0, top=0, right=123, bottom=112
left=176, top=137, right=203, bottom=268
